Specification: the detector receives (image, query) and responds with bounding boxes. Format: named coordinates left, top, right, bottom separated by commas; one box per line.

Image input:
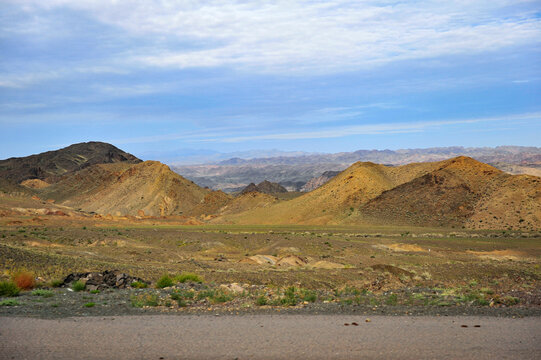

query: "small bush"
left=131, top=293, right=159, bottom=307
left=280, top=286, right=299, bottom=306
left=130, top=281, right=148, bottom=289
left=90, top=290, right=100, bottom=294
left=84, top=302, right=95, bottom=307
left=0, top=299, right=20, bottom=306
left=156, top=275, right=174, bottom=288
left=256, top=295, right=268, bottom=306
left=212, top=290, right=233, bottom=304
left=31, top=289, right=54, bottom=298
left=72, top=281, right=86, bottom=292
left=50, top=279, right=63, bottom=288
left=174, top=273, right=203, bottom=283
left=12, top=271, right=35, bottom=290
left=301, top=289, right=317, bottom=303
left=197, top=289, right=215, bottom=300
left=500, top=296, right=520, bottom=306
left=0, top=281, right=20, bottom=297
left=170, top=289, right=195, bottom=307
left=171, top=290, right=194, bottom=307
left=385, top=294, right=398, bottom=306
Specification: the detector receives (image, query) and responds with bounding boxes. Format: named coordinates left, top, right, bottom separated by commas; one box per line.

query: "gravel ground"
left=1, top=287, right=540, bottom=318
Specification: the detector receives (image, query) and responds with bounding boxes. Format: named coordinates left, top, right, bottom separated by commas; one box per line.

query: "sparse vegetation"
left=31, top=289, right=54, bottom=297
left=84, top=302, right=95, bottom=307
left=50, top=279, right=63, bottom=288
left=156, top=275, right=174, bottom=288
left=174, top=273, right=203, bottom=283
left=72, top=281, right=86, bottom=292
left=131, top=293, right=159, bottom=307
left=0, top=281, right=20, bottom=297
left=0, top=299, right=20, bottom=306
left=256, top=295, right=268, bottom=306
left=130, top=281, right=148, bottom=289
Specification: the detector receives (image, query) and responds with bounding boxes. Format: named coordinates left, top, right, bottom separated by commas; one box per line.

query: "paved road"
left=1, top=315, right=540, bottom=359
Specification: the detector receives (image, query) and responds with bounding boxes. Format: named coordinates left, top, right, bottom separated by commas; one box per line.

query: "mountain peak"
left=0, top=141, right=141, bottom=184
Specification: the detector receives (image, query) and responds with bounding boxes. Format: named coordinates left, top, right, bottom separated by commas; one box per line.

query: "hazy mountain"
left=172, top=146, right=541, bottom=192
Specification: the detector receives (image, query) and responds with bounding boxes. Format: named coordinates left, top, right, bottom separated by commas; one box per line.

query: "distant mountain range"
left=138, top=148, right=312, bottom=165
left=172, top=146, right=541, bottom=192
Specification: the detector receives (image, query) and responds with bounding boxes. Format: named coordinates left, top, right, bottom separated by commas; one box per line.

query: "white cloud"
left=5, top=0, right=541, bottom=74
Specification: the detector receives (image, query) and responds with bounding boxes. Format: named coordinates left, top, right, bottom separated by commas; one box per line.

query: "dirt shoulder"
left=1, top=287, right=540, bottom=319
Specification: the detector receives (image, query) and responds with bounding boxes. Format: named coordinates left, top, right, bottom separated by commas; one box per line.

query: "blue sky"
left=1, top=0, right=540, bottom=161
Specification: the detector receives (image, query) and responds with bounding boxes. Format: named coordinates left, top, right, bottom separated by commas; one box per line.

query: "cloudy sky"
left=1, top=0, right=540, bottom=160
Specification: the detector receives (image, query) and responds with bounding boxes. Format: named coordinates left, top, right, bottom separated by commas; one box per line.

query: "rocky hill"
left=0, top=141, right=141, bottom=185
left=37, top=161, right=216, bottom=217
left=358, top=157, right=540, bottom=230
left=240, top=180, right=288, bottom=195
left=301, top=171, right=341, bottom=192
left=217, top=156, right=540, bottom=230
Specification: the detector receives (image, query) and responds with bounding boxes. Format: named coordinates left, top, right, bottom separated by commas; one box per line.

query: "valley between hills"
left=0, top=142, right=539, bottom=317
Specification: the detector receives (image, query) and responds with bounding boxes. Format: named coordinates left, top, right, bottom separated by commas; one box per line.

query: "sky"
left=1, top=0, right=540, bottom=161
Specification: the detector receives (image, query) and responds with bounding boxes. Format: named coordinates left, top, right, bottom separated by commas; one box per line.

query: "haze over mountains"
left=172, top=146, right=541, bottom=192
left=0, top=142, right=539, bottom=230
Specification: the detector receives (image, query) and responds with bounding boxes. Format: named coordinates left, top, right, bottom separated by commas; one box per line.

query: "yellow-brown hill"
left=38, top=161, right=215, bottom=217
left=217, top=156, right=540, bottom=230
left=215, top=159, right=444, bottom=225
left=217, top=191, right=279, bottom=217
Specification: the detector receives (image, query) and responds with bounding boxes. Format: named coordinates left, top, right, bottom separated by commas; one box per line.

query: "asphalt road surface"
left=1, top=315, right=540, bottom=359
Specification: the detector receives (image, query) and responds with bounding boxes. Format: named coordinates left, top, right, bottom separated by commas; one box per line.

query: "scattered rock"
left=214, top=254, right=227, bottom=262
left=61, top=270, right=148, bottom=290
left=220, top=283, right=245, bottom=293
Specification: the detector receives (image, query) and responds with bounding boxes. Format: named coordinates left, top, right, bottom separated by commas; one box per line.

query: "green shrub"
left=212, top=290, right=233, bottom=304
left=196, top=289, right=215, bottom=300
left=385, top=294, right=398, bottom=306
left=301, top=289, right=317, bottom=303
left=50, top=279, right=63, bottom=288
left=131, top=293, right=159, bottom=308
left=170, top=291, right=192, bottom=307
left=72, top=281, right=86, bottom=292
left=174, top=273, right=203, bottom=283
left=280, top=286, right=298, bottom=306
left=31, top=289, right=54, bottom=298
left=130, top=281, right=148, bottom=289
left=256, top=295, right=268, bottom=306
left=90, top=290, right=100, bottom=294
left=500, top=296, right=519, bottom=306
left=84, top=302, right=95, bottom=308
left=0, top=281, right=20, bottom=297
left=0, top=299, right=20, bottom=306
left=156, top=275, right=174, bottom=288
